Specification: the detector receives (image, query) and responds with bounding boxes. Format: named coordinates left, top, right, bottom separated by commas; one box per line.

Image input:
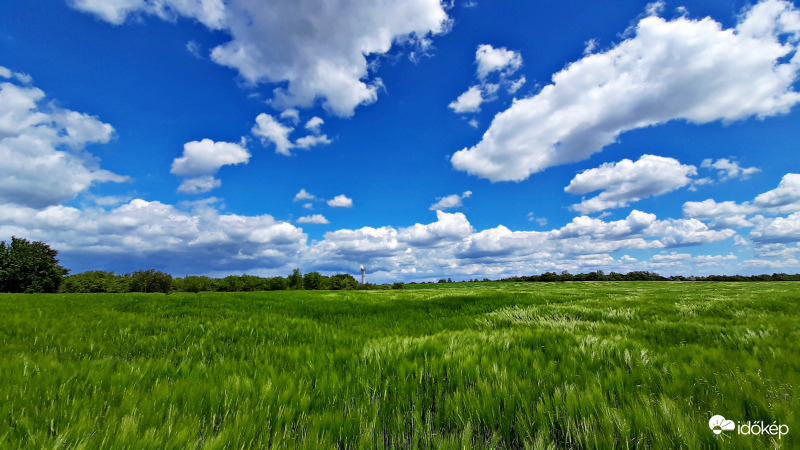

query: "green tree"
left=303, top=271, right=330, bottom=290
left=178, top=275, right=214, bottom=293
left=264, top=276, right=288, bottom=291
left=128, top=269, right=172, bottom=293
left=0, top=237, right=69, bottom=293
left=61, top=271, right=129, bottom=293
left=288, top=268, right=303, bottom=290
left=330, top=274, right=358, bottom=290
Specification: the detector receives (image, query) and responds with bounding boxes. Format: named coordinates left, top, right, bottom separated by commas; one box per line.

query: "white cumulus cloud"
left=750, top=212, right=800, bottom=243
left=430, top=191, right=472, bottom=210
left=475, top=44, right=523, bottom=80
left=304, top=116, right=324, bottom=133
left=0, top=198, right=307, bottom=273
left=171, top=138, right=250, bottom=176
left=452, top=0, right=800, bottom=181
left=682, top=199, right=757, bottom=229
left=0, top=65, right=33, bottom=85
left=252, top=113, right=294, bottom=156
left=399, top=211, right=474, bottom=248
left=328, top=194, right=353, bottom=208
left=683, top=173, right=800, bottom=237
left=701, top=158, right=760, bottom=181
left=450, top=44, right=524, bottom=116
left=69, top=0, right=226, bottom=30
left=70, top=0, right=450, bottom=117
left=252, top=112, right=331, bottom=155
left=0, top=77, right=126, bottom=208
left=753, top=173, right=800, bottom=212
left=294, top=188, right=316, bottom=202
left=279, top=108, right=300, bottom=124
left=565, top=155, right=697, bottom=213
left=295, top=134, right=332, bottom=149
left=448, top=86, right=484, bottom=113
left=297, top=214, right=330, bottom=224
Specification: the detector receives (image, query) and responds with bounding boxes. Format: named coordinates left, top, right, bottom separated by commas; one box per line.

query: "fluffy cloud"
left=452, top=0, right=800, bottom=181
left=170, top=139, right=249, bottom=194
left=750, top=212, right=800, bottom=243
left=0, top=78, right=126, bottom=208
left=452, top=209, right=733, bottom=267
left=550, top=210, right=734, bottom=249
left=753, top=173, right=800, bottom=212
left=71, top=0, right=450, bottom=117
left=448, top=86, right=484, bottom=113
left=295, top=134, right=332, bottom=149
left=430, top=191, right=472, bottom=210
left=279, top=108, right=300, bottom=124
left=170, top=139, right=249, bottom=176
left=297, top=214, right=330, bottom=224
left=701, top=158, right=760, bottom=181
left=68, top=0, right=227, bottom=28
left=252, top=113, right=294, bottom=155
left=647, top=217, right=736, bottom=247
left=252, top=113, right=331, bottom=155
left=317, top=225, right=400, bottom=260
left=449, top=44, right=524, bottom=116
left=565, top=155, right=697, bottom=213
left=304, top=117, right=324, bottom=133
left=293, top=188, right=316, bottom=202
left=0, top=198, right=307, bottom=272
left=312, top=210, right=473, bottom=263
left=0, top=195, right=745, bottom=279
left=327, top=195, right=353, bottom=208
left=682, top=173, right=800, bottom=249
left=682, top=199, right=756, bottom=229
left=683, top=173, right=800, bottom=226
left=0, top=65, right=33, bottom=85
left=475, top=44, right=523, bottom=80
left=455, top=226, right=547, bottom=260
left=506, top=76, right=526, bottom=94
left=398, top=211, right=474, bottom=247
left=294, top=190, right=352, bottom=210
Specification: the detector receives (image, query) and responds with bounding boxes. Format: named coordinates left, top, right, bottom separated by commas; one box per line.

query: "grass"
left=1, top=282, right=798, bottom=448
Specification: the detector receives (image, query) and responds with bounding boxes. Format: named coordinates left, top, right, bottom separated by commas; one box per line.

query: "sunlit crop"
left=1, top=282, right=798, bottom=448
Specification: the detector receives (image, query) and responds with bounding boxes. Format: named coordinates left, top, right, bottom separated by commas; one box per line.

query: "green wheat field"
left=1, top=282, right=798, bottom=448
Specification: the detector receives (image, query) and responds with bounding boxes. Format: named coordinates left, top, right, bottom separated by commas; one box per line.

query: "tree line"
left=60, top=269, right=387, bottom=294
left=500, top=270, right=800, bottom=282
left=1, top=236, right=798, bottom=294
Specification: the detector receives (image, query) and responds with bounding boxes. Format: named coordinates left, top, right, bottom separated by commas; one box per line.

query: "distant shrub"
left=61, top=271, right=129, bottom=293
left=330, top=274, right=358, bottom=290
left=262, top=276, right=286, bottom=291
left=128, top=269, right=173, bottom=293
left=303, top=271, right=330, bottom=290
left=177, top=275, right=214, bottom=293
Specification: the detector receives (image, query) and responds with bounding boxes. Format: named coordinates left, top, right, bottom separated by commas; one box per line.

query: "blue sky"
left=1, top=0, right=799, bottom=281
